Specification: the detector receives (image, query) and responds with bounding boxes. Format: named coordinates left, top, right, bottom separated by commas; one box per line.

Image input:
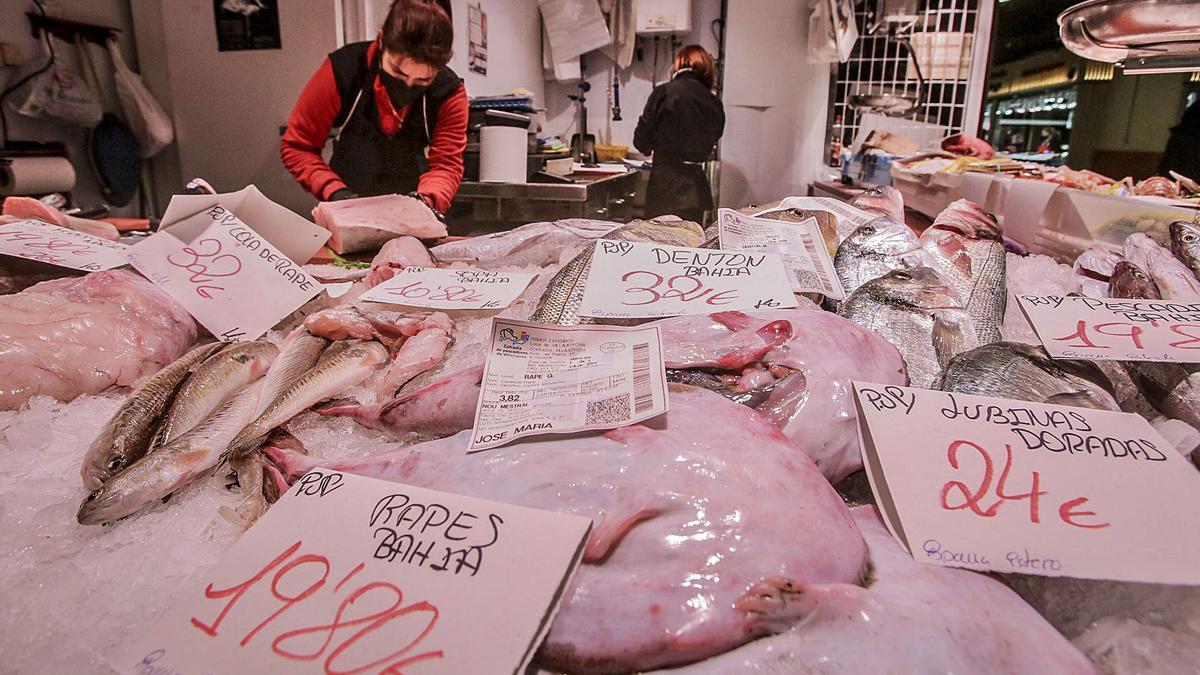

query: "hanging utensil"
left=848, top=34, right=925, bottom=116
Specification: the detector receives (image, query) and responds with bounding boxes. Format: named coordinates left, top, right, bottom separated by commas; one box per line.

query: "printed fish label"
left=116, top=469, right=591, bottom=675
left=717, top=209, right=846, bottom=299
left=0, top=219, right=128, bottom=271
left=853, top=382, right=1200, bottom=584
left=578, top=241, right=798, bottom=319
left=1016, top=294, right=1200, bottom=363
left=360, top=266, right=536, bottom=311
left=469, top=319, right=669, bottom=451
left=124, top=205, right=321, bottom=341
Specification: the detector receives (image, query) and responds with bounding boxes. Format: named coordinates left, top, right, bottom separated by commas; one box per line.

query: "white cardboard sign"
left=125, top=205, right=321, bottom=341
left=0, top=219, right=128, bottom=271
left=578, top=241, right=798, bottom=319
left=469, top=319, right=669, bottom=451
left=717, top=209, right=846, bottom=299
left=854, top=382, right=1200, bottom=584
left=117, top=469, right=591, bottom=675
left=1016, top=294, right=1200, bottom=363
left=360, top=266, right=536, bottom=311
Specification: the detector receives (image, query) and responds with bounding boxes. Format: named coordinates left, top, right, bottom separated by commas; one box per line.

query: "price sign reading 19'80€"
left=360, top=266, right=536, bottom=311
left=124, top=205, right=322, bottom=342
left=117, top=470, right=591, bottom=675
left=853, top=383, right=1200, bottom=585
left=578, top=241, right=798, bottom=319
left=0, top=219, right=128, bottom=271
left=1016, top=294, right=1200, bottom=362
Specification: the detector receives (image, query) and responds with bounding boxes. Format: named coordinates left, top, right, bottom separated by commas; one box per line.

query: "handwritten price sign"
left=360, top=267, right=536, bottom=311
left=117, top=470, right=590, bottom=675
left=0, top=219, right=128, bottom=271
left=578, top=241, right=798, bottom=319
left=853, top=383, right=1200, bottom=584
left=125, top=205, right=321, bottom=341
left=1017, top=294, right=1200, bottom=363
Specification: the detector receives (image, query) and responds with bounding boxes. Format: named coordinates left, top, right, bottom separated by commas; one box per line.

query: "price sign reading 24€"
left=578, top=241, right=798, bottom=319
left=117, top=470, right=591, bottom=675
left=853, top=383, right=1200, bottom=585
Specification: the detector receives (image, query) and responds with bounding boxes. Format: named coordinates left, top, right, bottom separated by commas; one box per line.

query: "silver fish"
left=850, top=185, right=905, bottom=223
left=254, top=328, right=329, bottom=415
left=227, top=341, right=389, bottom=458
left=530, top=218, right=704, bottom=325
left=919, top=200, right=1006, bottom=344
left=938, top=342, right=1120, bottom=410
left=77, top=380, right=265, bottom=525
left=80, top=342, right=224, bottom=490
left=840, top=267, right=979, bottom=388
left=1170, top=220, right=1200, bottom=281
left=834, top=220, right=923, bottom=298
left=429, top=219, right=620, bottom=268
left=151, top=341, right=278, bottom=449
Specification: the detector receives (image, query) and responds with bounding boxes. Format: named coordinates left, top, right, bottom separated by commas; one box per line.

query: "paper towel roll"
left=0, top=156, right=77, bottom=196
left=480, top=126, right=528, bottom=183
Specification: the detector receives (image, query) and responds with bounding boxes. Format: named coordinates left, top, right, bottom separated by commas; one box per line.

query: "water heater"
left=636, top=0, right=692, bottom=35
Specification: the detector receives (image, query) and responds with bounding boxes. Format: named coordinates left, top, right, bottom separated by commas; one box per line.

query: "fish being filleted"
left=919, top=199, right=1006, bottom=344
left=227, top=341, right=389, bottom=458
left=840, top=267, right=980, bottom=389
left=80, top=342, right=224, bottom=490
left=1169, top=220, right=1200, bottom=281
left=1124, top=232, right=1200, bottom=300
left=529, top=218, right=704, bottom=325
left=834, top=220, right=923, bottom=299
left=77, top=380, right=265, bottom=525
left=938, top=342, right=1120, bottom=410
left=150, top=341, right=278, bottom=450
left=1108, top=261, right=1161, bottom=300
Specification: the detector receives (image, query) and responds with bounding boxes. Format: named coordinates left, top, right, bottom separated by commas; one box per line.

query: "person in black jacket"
left=1159, top=99, right=1200, bottom=180
left=633, top=45, right=725, bottom=223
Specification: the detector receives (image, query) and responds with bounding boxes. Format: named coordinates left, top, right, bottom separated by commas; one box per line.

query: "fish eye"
left=893, top=271, right=911, bottom=280
left=861, top=226, right=875, bottom=234
left=85, top=491, right=100, bottom=502
left=107, top=458, right=125, bottom=472
left=1185, top=233, right=1198, bottom=243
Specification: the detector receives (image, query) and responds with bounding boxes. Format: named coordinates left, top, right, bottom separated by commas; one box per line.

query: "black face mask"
left=378, top=68, right=428, bottom=111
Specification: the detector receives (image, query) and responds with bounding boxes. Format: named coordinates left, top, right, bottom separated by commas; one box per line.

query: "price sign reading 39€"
left=578, top=241, right=798, bottom=319
left=0, top=219, right=128, bottom=271
left=853, top=383, right=1200, bottom=585
left=117, top=469, right=591, bottom=675
left=124, top=205, right=322, bottom=342
left=1016, top=294, right=1200, bottom=363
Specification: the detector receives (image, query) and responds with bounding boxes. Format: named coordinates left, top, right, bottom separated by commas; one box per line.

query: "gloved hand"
left=328, top=188, right=358, bottom=201
left=407, top=191, right=446, bottom=223
left=941, top=134, right=995, bottom=160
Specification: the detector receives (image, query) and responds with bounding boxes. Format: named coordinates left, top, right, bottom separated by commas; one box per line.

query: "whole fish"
left=319, top=364, right=484, bottom=438
left=1108, top=258, right=1200, bottom=429
left=77, top=381, right=265, bottom=525
left=754, top=208, right=839, bottom=253
left=1073, top=245, right=1123, bottom=298
left=1169, top=220, right=1200, bottom=281
left=151, top=341, right=278, bottom=449
left=530, top=218, right=704, bottom=325
left=833, top=220, right=923, bottom=298
left=254, top=328, right=330, bottom=415
left=227, top=341, right=389, bottom=458
left=1124, top=232, right=1200, bottom=300
left=850, top=185, right=905, bottom=223
left=938, top=342, right=1120, bottom=410
left=80, top=342, right=223, bottom=490
left=430, top=219, right=620, bottom=268
left=840, top=267, right=980, bottom=388
left=1108, top=261, right=1161, bottom=299
left=919, top=199, right=1006, bottom=344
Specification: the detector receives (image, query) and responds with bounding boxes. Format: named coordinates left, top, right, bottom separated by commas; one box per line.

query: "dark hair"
left=382, top=0, right=454, bottom=68
left=673, top=45, right=716, bottom=90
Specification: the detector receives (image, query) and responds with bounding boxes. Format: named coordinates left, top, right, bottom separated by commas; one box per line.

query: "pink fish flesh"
left=375, top=312, right=452, bottom=400
left=312, top=194, right=447, bottom=254
left=2, top=196, right=121, bottom=241
left=363, top=235, right=434, bottom=287
left=320, top=364, right=484, bottom=438
left=303, top=306, right=427, bottom=347
left=658, top=505, right=1096, bottom=674
left=0, top=270, right=198, bottom=409
left=268, top=385, right=868, bottom=673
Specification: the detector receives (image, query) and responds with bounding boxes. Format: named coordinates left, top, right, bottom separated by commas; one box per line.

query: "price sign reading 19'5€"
left=1017, top=294, right=1200, bottom=363
left=117, top=470, right=591, bottom=675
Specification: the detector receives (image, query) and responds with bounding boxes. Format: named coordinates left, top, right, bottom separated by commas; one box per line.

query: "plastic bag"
left=107, top=41, right=174, bottom=158
left=10, top=62, right=103, bottom=127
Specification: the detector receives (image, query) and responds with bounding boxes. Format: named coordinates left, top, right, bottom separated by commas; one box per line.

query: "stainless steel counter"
left=452, top=170, right=643, bottom=226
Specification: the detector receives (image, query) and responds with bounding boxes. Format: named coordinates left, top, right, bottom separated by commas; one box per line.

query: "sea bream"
left=840, top=267, right=980, bottom=389
left=833, top=219, right=923, bottom=298
left=80, top=342, right=224, bottom=490
left=1124, top=232, right=1200, bottom=300
left=850, top=185, right=906, bottom=223
left=266, top=385, right=869, bottom=673
left=918, top=199, right=1007, bottom=344
left=938, top=342, right=1121, bottom=411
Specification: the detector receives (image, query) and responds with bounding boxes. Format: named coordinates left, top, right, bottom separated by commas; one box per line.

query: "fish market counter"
left=452, top=170, right=642, bottom=228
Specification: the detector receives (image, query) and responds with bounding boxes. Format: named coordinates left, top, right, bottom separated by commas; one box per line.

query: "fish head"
left=930, top=199, right=1002, bottom=241
left=80, top=440, right=134, bottom=491
left=1108, top=261, right=1161, bottom=299
left=841, top=220, right=919, bottom=258
left=76, top=458, right=172, bottom=525
left=1170, top=220, right=1200, bottom=265
left=866, top=267, right=962, bottom=309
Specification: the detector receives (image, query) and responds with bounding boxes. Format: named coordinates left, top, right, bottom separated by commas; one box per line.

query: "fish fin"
left=263, top=464, right=288, bottom=504
left=583, top=506, right=664, bottom=563
left=315, top=398, right=361, bottom=416
left=1022, top=346, right=1119, bottom=396
left=261, top=444, right=319, bottom=482
left=735, top=577, right=845, bottom=634
left=1046, top=391, right=1111, bottom=410
left=932, top=312, right=976, bottom=370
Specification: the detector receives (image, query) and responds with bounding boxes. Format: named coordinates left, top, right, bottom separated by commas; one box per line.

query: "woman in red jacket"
left=280, top=0, right=467, bottom=215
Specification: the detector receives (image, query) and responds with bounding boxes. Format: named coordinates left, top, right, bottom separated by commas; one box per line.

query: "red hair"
left=673, top=45, right=716, bottom=90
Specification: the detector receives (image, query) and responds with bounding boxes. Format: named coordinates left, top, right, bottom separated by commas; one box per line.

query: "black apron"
left=645, top=160, right=712, bottom=223
left=326, top=42, right=461, bottom=197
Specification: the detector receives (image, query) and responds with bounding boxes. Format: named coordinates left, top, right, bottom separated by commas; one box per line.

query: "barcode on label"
left=799, top=233, right=833, bottom=293
left=632, top=342, right=653, bottom=414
